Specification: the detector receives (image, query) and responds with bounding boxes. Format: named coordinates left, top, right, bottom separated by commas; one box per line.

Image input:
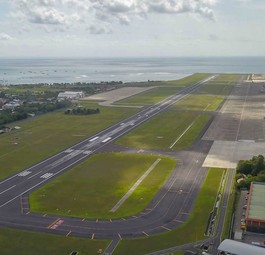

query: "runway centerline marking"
left=110, top=158, right=161, bottom=212
left=27, top=171, right=42, bottom=179
left=0, top=185, right=16, bottom=195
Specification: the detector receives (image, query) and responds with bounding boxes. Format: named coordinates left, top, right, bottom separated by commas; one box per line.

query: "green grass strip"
left=0, top=102, right=138, bottom=179
left=0, top=227, right=109, bottom=255
left=30, top=152, right=176, bottom=219
left=116, top=112, right=210, bottom=150
left=114, top=168, right=224, bottom=255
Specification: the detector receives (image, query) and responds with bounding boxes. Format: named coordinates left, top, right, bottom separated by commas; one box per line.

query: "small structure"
left=218, top=239, right=265, bottom=255
left=57, top=91, right=85, bottom=101
left=245, top=182, right=265, bottom=233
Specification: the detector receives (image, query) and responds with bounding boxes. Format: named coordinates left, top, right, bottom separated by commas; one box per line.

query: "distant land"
left=1, top=56, right=265, bottom=85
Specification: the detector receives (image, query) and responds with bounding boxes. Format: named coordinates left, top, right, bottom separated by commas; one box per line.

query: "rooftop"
left=218, top=239, right=265, bottom=255
left=247, top=182, right=265, bottom=221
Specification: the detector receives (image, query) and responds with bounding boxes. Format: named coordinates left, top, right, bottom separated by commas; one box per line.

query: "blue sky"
left=0, top=0, right=264, bottom=58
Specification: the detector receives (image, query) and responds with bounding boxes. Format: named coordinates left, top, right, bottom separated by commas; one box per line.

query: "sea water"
left=0, top=57, right=264, bottom=85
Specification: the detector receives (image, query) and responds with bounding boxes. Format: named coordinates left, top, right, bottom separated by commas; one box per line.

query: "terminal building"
left=57, top=91, right=85, bottom=101
left=218, top=239, right=265, bottom=255
left=245, top=182, right=265, bottom=233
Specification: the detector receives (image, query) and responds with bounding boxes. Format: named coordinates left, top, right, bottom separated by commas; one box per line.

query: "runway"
left=0, top=74, right=228, bottom=245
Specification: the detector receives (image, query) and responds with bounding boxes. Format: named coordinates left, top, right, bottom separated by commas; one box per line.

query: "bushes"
left=236, top=155, right=265, bottom=189
left=65, top=107, right=100, bottom=115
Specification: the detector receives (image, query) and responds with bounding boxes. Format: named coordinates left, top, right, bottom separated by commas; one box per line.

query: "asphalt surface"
left=0, top=74, right=239, bottom=254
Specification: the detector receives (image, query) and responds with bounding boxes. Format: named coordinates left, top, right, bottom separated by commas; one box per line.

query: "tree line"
left=65, top=107, right=100, bottom=115
left=236, top=155, right=265, bottom=189
left=0, top=101, right=71, bottom=127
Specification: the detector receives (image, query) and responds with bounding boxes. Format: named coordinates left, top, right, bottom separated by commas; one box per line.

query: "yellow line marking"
left=47, top=218, right=60, bottom=229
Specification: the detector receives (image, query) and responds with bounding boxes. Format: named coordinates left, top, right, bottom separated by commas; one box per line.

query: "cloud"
left=87, top=25, right=111, bottom=34
left=10, top=0, right=218, bottom=32
left=0, top=32, right=12, bottom=40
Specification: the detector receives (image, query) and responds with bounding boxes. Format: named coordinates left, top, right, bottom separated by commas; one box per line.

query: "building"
left=57, top=91, right=85, bottom=101
left=218, top=239, right=265, bottom=255
left=245, top=182, right=265, bottom=233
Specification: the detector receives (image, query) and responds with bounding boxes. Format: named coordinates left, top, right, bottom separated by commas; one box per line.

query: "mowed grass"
left=114, top=87, right=183, bottom=106
left=30, top=152, right=176, bottom=219
left=0, top=102, right=138, bottom=180
left=0, top=227, right=109, bottom=255
left=171, top=74, right=239, bottom=112
left=116, top=111, right=211, bottom=150
left=115, top=74, right=211, bottom=106
left=114, top=168, right=224, bottom=255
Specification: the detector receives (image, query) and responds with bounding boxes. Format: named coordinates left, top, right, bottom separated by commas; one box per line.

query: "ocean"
left=0, top=57, right=264, bottom=85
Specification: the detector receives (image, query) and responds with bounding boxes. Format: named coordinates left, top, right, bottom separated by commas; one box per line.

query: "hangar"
left=245, top=182, right=265, bottom=233
left=217, top=239, right=265, bottom=255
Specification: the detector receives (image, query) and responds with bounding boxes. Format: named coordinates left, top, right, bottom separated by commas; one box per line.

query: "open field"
left=0, top=102, right=138, bottom=179
left=170, top=74, right=239, bottom=112
left=126, top=73, right=210, bottom=87
left=0, top=227, right=109, bottom=255
left=114, top=87, right=183, bottom=106
left=114, top=74, right=212, bottom=107
left=114, top=168, right=224, bottom=255
left=30, top=152, right=176, bottom=219
left=116, top=111, right=211, bottom=150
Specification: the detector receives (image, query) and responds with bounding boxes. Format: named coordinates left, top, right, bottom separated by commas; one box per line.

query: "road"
left=0, top=75, right=226, bottom=253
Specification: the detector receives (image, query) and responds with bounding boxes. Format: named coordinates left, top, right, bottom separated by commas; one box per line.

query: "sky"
left=0, top=0, right=264, bottom=58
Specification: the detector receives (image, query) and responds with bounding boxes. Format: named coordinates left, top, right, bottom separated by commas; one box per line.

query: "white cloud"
left=0, top=32, right=12, bottom=40
left=10, top=0, right=218, bottom=31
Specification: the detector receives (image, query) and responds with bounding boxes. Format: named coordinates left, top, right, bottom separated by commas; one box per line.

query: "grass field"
left=116, top=111, right=211, bottom=150
left=30, top=152, right=176, bottom=219
left=170, top=74, right=239, bottom=112
left=113, top=168, right=224, bottom=255
left=115, top=74, right=211, bottom=106
left=0, top=102, right=138, bottom=180
left=0, top=227, right=109, bottom=255
left=126, top=73, right=210, bottom=87
left=114, top=87, right=183, bottom=106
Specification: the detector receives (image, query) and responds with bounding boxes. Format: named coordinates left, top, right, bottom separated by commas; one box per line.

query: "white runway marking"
left=110, top=158, right=161, bottom=212
left=83, top=150, right=92, bottom=155
left=64, top=149, right=74, bottom=153
left=27, top=171, right=42, bottom=180
left=17, top=171, right=32, bottom=177
left=169, top=120, right=196, bottom=149
left=0, top=185, right=16, bottom=195
left=40, top=173, right=53, bottom=179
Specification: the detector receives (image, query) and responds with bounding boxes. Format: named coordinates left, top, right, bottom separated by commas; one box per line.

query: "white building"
left=57, top=91, right=85, bottom=101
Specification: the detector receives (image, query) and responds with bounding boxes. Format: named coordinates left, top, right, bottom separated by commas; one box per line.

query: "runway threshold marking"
left=40, top=173, right=53, bottom=179
left=17, top=171, right=31, bottom=177
left=110, top=158, right=161, bottom=212
left=0, top=185, right=16, bottom=195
